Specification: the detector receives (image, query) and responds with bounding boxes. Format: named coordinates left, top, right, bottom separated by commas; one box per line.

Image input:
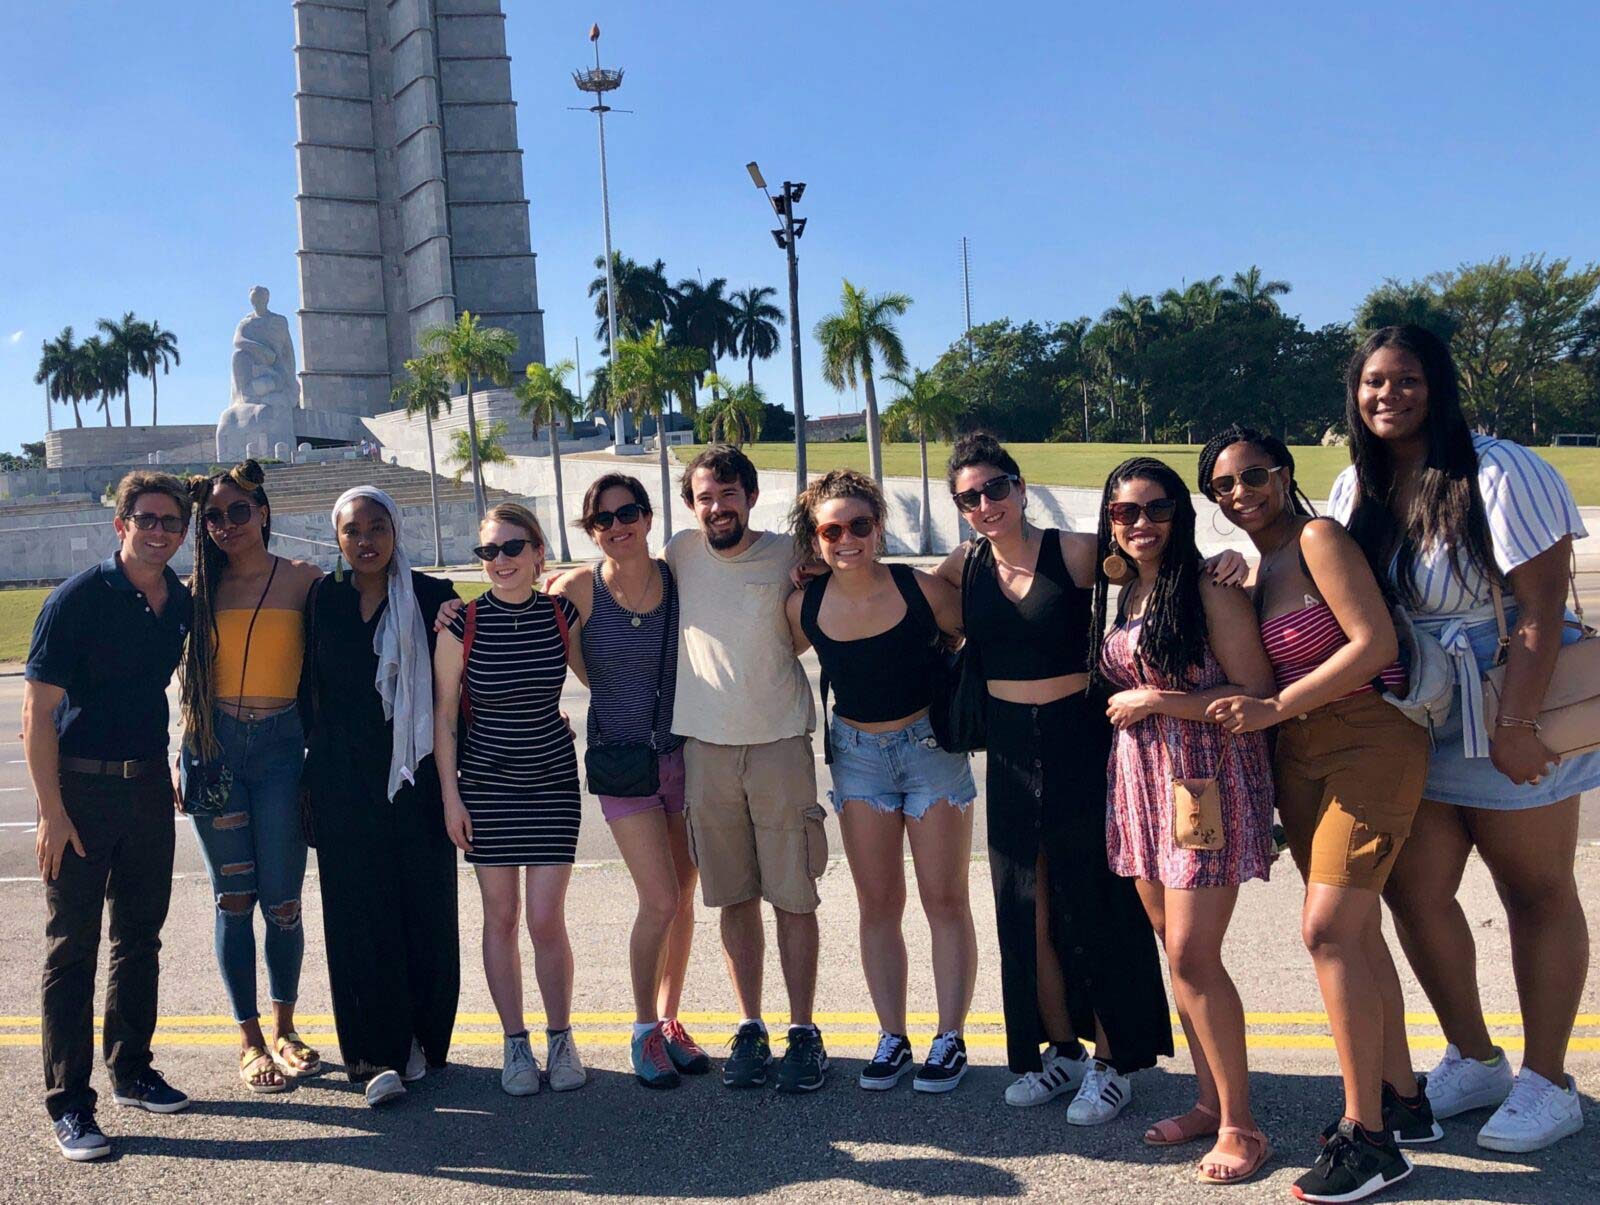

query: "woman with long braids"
left=1090, top=456, right=1277, bottom=1184
left=179, top=461, right=323, bottom=1093
left=1199, top=428, right=1434, bottom=1203
left=932, top=433, right=1171, bottom=1124
left=1329, top=325, right=1594, bottom=1155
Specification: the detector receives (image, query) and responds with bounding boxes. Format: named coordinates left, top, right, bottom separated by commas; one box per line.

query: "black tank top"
left=965, top=530, right=1091, bottom=679
left=801, top=564, right=940, bottom=723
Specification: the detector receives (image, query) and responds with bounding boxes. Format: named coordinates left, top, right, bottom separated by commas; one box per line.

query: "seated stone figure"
left=217, top=286, right=299, bottom=461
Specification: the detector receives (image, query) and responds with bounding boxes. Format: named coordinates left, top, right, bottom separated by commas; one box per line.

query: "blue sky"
left=1, top=1, right=1597, bottom=452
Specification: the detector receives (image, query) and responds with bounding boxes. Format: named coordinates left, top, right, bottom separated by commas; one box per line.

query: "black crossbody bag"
left=584, top=572, right=674, bottom=798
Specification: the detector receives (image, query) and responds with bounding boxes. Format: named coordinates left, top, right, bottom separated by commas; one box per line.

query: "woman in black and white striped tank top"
left=551, top=474, right=707, bottom=1087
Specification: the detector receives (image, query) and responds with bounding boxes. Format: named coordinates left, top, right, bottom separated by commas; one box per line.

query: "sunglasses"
left=202, top=501, right=256, bottom=529
left=128, top=513, right=187, bottom=534
left=951, top=473, right=1020, bottom=513
left=1210, top=465, right=1284, bottom=497
left=590, top=502, right=647, bottom=531
left=472, top=538, right=539, bottom=562
left=1107, top=499, right=1178, bottom=526
left=817, top=516, right=876, bottom=543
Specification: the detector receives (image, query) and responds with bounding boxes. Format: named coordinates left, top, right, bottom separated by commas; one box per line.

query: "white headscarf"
left=331, top=486, right=435, bottom=801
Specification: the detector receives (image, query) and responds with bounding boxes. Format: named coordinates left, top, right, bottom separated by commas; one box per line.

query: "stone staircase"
left=261, top=461, right=519, bottom=516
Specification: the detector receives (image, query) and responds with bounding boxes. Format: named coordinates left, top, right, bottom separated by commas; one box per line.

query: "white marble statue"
left=217, top=286, right=299, bottom=461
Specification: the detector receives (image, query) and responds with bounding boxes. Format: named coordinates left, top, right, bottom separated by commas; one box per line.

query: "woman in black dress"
left=300, top=487, right=460, bottom=1107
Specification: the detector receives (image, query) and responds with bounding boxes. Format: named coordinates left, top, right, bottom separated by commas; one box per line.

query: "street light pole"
left=574, top=25, right=626, bottom=454
left=747, top=163, right=807, bottom=491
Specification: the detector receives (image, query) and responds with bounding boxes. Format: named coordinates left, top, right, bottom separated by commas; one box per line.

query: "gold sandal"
left=272, top=1031, right=322, bottom=1078
left=241, top=1045, right=291, bottom=1094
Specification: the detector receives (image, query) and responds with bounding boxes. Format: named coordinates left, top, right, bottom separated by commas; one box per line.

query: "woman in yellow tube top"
left=178, top=460, right=323, bottom=1094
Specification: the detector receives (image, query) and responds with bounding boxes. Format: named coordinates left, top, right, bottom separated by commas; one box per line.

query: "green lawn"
left=0, top=588, right=50, bottom=662
left=676, top=442, right=1600, bottom=505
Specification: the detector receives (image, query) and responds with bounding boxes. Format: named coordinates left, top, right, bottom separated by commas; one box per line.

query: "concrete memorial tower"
left=292, top=0, right=544, bottom=417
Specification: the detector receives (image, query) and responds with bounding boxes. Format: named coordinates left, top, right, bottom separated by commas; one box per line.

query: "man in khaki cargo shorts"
left=663, top=444, right=828, bottom=1094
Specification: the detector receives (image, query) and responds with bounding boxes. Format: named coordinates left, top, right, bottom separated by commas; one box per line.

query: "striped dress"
left=446, top=591, right=581, bottom=865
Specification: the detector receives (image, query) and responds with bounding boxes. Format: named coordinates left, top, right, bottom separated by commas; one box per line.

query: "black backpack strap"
left=800, top=573, right=834, bottom=764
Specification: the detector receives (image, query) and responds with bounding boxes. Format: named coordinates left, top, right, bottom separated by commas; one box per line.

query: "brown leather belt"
left=60, top=757, right=163, bottom=779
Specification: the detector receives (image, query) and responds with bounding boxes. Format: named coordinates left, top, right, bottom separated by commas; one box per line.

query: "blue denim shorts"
left=826, top=714, right=977, bottom=819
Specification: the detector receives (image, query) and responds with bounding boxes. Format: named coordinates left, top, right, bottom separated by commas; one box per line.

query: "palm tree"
left=391, top=354, right=453, bottom=566
left=420, top=311, right=518, bottom=516
left=1056, top=317, right=1094, bottom=441
left=35, top=327, right=84, bottom=429
left=78, top=336, right=125, bottom=428
left=1101, top=291, right=1160, bottom=441
left=612, top=323, right=706, bottom=541
left=127, top=320, right=179, bottom=426
left=1157, top=276, right=1224, bottom=332
left=696, top=373, right=765, bottom=447
left=583, top=364, right=613, bottom=421
left=669, top=276, right=737, bottom=384
left=515, top=359, right=582, bottom=562
left=1224, top=265, right=1292, bottom=319
left=883, top=368, right=964, bottom=555
left=588, top=252, right=674, bottom=350
left=815, top=280, right=912, bottom=483
left=729, top=285, right=783, bottom=387
left=449, top=421, right=511, bottom=482
left=96, top=312, right=141, bottom=426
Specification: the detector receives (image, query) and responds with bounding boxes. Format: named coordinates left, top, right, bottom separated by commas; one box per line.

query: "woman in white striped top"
left=1330, top=325, right=1592, bottom=1155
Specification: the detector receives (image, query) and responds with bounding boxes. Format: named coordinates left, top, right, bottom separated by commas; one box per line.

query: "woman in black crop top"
left=785, top=470, right=980, bottom=1092
left=932, top=433, right=1171, bottom=1118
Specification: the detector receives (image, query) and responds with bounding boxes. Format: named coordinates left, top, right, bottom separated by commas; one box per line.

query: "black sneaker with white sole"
left=112, top=1069, right=190, bottom=1114
left=1318, top=1079, right=1443, bottom=1149
left=52, top=1111, right=111, bottom=1161
left=913, top=1031, right=968, bottom=1094
left=775, top=1025, right=829, bottom=1093
left=1294, top=1120, right=1413, bottom=1203
left=859, top=1032, right=914, bottom=1090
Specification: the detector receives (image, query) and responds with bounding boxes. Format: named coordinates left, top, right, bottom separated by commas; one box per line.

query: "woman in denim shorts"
left=784, top=470, right=978, bottom=1093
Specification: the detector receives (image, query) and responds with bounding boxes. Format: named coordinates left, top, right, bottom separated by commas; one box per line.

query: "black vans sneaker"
left=859, top=1032, right=913, bottom=1090
left=775, top=1025, right=829, bottom=1094
left=722, top=1022, right=772, bottom=1089
left=913, top=1030, right=968, bottom=1094
left=112, top=1068, right=190, bottom=1114
left=1383, top=1078, right=1443, bottom=1145
left=1294, top=1120, right=1413, bottom=1203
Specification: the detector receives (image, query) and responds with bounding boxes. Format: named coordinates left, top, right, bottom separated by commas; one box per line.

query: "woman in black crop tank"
left=785, top=470, right=980, bottom=1091
left=933, top=433, right=1171, bottom=1118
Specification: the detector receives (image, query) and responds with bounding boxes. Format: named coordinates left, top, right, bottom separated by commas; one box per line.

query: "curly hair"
left=945, top=430, right=1021, bottom=493
left=679, top=443, right=758, bottom=506
left=180, top=460, right=271, bottom=759
left=1195, top=424, right=1316, bottom=515
left=789, top=468, right=887, bottom=562
left=1087, top=457, right=1206, bottom=691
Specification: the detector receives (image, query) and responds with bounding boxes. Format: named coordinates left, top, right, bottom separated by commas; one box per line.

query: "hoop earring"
left=1210, top=508, right=1236, bottom=537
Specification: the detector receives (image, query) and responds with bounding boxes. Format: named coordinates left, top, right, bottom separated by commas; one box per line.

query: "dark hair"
left=181, top=460, right=272, bottom=759
left=1343, top=324, right=1500, bottom=605
left=679, top=443, right=758, bottom=506
left=579, top=473, right=652, bottom=532
left=1088, top=457, right=1206, bottom=691
left=789, top=468, right=887, bottom=561
left=945, top=430, right=1021, bottom=493
left=114, top=471, right=192, bottom=524
left=1196, top=425, right=1315, bottom=515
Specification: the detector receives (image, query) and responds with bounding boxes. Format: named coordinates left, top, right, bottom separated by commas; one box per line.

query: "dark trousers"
left=42, top=769, right=175, bottom=1119
left=311, top=775, right=459, bottom=1080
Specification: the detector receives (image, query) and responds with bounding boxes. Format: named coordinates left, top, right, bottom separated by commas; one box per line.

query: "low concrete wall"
left=0, top=464, right=218, bottom=501
left=362, top=394, right=612, bottom=460
left=46, top=425, right=216, bottom=469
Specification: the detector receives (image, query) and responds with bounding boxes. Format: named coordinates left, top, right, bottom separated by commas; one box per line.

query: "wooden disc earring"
left=1102, top=551, right=1128, bottom=579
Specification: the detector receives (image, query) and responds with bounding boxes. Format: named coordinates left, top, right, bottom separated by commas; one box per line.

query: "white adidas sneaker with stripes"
left=1066, top=1059, right=1132, bottom=1126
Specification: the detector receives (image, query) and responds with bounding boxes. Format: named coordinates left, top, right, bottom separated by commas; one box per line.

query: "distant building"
left=805, top=411, right=866, bottom=441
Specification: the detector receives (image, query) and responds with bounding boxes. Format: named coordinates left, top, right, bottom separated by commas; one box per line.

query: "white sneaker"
left=1066, top=1060, right=1132, bottom=1126
left=402, top=1038, right=427, bottom=1083
left=1004, top=1043, right=1090, bottom=1107
left=364, top=1069, right=405, bottom=1107
left=1476, top=1069, right=1584, bottom=1153
left=1425, top=1043, right=1513, bottom=1118
left=546, top=1028, right=587, bottom=1092
left=501, top=1033, right=541, bottom=1096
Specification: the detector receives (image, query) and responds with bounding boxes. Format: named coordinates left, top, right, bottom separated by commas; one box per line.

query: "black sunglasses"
left=128, top=513, right=187, bottom=534
left=1210, top=465, right=1284, bottom=497
left=817, top=516, right=876, bottom=543
left=472, top=538, right=538, bottom=562
left=952, top=473, right=1020, bottom=513
left=202, top=501, right=256, bottom=529
left=590, top=502, right=648, bottom=531
left=1107, top=499, right=1178, bottom=526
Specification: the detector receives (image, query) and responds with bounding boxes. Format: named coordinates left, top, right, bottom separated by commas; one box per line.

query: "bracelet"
left=1495, top=714, right=1542, bottom=732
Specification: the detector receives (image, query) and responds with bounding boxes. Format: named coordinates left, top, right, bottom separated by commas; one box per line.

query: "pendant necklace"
left=610, top=568, right=650, bottom=627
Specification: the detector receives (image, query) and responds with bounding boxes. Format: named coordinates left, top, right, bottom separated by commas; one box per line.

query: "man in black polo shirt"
left=24, top=471, right=195, bottom=1161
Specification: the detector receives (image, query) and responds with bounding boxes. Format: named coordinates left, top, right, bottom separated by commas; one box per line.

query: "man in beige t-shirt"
left=664, top=445, right=827, bottom=1093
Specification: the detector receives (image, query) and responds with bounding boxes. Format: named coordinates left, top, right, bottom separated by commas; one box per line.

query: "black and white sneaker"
left=859, top=1032, right=914, bottom=1090
left=1294, top=1120, right=1413, bottom=1203
left=1319, top=1079, right=1444, bottom=1149
left=112, top=1069, right=190, bottom=1114
left=914, top=1030, right=968, bottom=1094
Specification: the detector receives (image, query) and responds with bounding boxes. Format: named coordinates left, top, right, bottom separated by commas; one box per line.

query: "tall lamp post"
left=747, top=162, right=807, bottom=491
left=574, top=24, right=627, bottom=454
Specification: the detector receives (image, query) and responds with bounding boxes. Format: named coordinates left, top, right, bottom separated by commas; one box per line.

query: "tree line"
left=34, top=316, right=181, bottom=428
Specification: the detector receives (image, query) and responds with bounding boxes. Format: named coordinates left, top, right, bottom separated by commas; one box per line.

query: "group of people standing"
left=23, top=324, right=1590, bottom=1204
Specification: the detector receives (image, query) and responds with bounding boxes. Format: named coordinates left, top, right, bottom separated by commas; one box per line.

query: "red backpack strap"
left=460, top=599, right=478, bottom=726
left=548, top=593, right=570, bottom=662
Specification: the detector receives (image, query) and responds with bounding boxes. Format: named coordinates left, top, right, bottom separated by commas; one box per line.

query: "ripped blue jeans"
left=187, top=709, right=307, bottom=1024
